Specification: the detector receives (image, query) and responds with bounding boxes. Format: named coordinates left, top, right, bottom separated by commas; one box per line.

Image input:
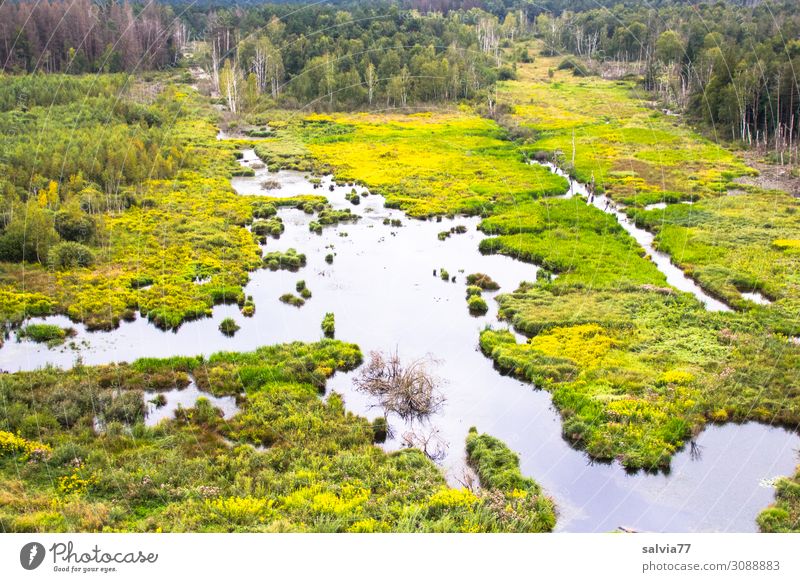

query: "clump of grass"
left=345, top=190, right=361, bottom=205
left=321, top=312, right=335, bottom=338
left=280, top=293, right=305, bottom=307
left=325, top=253, right=334, bottom=264
left=467, top=295, right=489, bottom=315
left=251, top=217, right=284, bottom=241
left=466, top=285, right=483, bottom=298
left=296, top=280, right=312, bottom=300
left=466, top=273, right=500, bottom=290
left=219, top=318, right=240, bottom=337
left=241, top=296, right=255, bottom=317
left=263, top=249, right=306, bottom=271
left=17, top=323, right=75, bottom=346
left=440, top=268, right=450, bottom=281
left=150, top=394, right=167, bottom=407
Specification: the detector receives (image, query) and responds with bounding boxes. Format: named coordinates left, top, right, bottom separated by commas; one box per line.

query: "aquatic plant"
left=263, top=249, right=306, bottom=271
left=219, top=318, right=240, bottom=337
left=321, top=312, right=335, bottom=338
left=467, top=295, right=489, bottom=315
left=280, top=293, right=305, bottom=307
left=465, top=273, right=500, bottom=290
left=17, top=324, right=75, bottom=345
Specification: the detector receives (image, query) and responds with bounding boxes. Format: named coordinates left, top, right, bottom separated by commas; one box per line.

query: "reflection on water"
left=143, top=380, right=240, bottom=427
left=1, top=149, right=797, bottom=532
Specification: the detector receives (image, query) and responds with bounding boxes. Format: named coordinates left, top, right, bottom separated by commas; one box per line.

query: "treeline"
left=190, top=3, right=528, bottom=110
left=533, top=0, right=800, bottom=160
left=0, top=0, right=187, bottom=73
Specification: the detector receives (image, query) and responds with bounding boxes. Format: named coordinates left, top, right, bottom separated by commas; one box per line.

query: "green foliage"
left=465, top=273, right=500, bottom=290
left=17, top=324, right=74, bottom=345
left=263, top=249, right=306, bottom=271
left=321, top=313, right=335, bottom=338
left=219, top=318, right=240, bottom=337
left=465, top=428, right=556, bottom=532
left=758, top=467, right=800, bottom=532
left=467, top=295, right=489, bottom=315
left=280, top=293, right=305, bottom=308
left=479, top=199, right=664, bottom=288
left=480, top=285, right=800, bottom=470
left=47, top=242, right=95, bottom=270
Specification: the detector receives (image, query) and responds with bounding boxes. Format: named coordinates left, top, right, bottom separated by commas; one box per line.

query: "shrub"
left=440, top=268, right=449, bottom=281
left=47, top=242, right=95, bottom=269
left=325, top=253, right=334, bottom=264
left=466, top=285, right=483, bottom=298
left=219, top=318, right=240, bottom=337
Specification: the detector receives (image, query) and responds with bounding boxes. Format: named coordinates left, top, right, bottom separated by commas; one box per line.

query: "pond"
left=1, top=148, right=797, bottom=533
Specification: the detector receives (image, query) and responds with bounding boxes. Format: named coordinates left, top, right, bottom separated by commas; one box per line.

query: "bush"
left=325, top=253, right=334, bottom=264
left=47, top=242, right=95, bottom=269
left=466, top=285, right=483, bottom=298
left=219, top=318, right=240, bottom=337
left=54, top=210, right=96, bottom=243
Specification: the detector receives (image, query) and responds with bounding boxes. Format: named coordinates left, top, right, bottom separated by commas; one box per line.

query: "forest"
left=0, top=0, right=799, bottom=536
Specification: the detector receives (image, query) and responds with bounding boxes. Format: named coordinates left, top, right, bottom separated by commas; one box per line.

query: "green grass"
left=497, top=50, right=754, bottom=206
left=465, top=428, right=556, bottom=532
left=17, top=324, right=73, bottom=345
left=480, top=285, right=800, bottom=470
left=479, top=198, right=665, bottom=289
left=628, top=192, right=800, bottom=335
left=254, top=111, right=568, bottom=217
left=758, top=466, right=800, bottom=532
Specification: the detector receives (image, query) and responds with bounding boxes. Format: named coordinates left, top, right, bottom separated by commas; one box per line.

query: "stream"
left=1, top=148, right=797, bottom=533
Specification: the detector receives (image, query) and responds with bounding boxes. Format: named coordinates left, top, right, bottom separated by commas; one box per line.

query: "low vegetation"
left=758, top=466, right=800, bottom=532
left=480, top=285, right=800, bottom=471
left=0, top=341, right=556, bottom=532
left=17, top=324, right=75, bottom=346
left=321, top=313, right=335, bottom=338
left=466, top=428, right=556, bottom=532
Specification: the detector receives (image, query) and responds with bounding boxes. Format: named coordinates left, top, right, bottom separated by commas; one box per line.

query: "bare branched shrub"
left=402, top=427, right=449, bottom=463
left=353, top=350, right=445, bottom=420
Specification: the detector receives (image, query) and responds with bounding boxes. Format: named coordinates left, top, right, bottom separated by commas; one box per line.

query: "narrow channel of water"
left=530, top=160, right=731, bottom=312
left=1, top=149, right=797, bottom=533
